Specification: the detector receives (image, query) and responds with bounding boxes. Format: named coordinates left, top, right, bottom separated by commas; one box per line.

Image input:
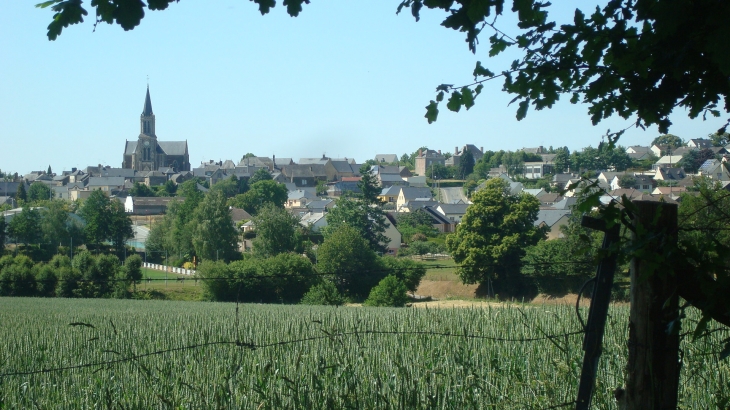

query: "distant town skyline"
left=1, top=2, right=727, bottom=175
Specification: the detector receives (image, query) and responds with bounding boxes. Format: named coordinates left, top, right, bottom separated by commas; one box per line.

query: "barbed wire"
left=0, top=326, right=585, bottom=379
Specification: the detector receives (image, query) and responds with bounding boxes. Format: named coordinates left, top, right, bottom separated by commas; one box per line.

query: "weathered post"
left=625, top=200, right=680, bottom=409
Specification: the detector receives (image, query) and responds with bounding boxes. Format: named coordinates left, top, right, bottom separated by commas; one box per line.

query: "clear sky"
left=1, top=1, right=726, bottom=175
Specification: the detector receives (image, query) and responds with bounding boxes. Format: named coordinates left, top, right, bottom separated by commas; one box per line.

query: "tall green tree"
left=457, top=148, right=475, bottom=179
left=229, top=180, right=287, bottom=215
left=129, top=182, right=156, bottom=197
left=552, top=147, right=571, bottom=173
left=78, top=190, right=133, bottom=249
left=317, top=224, right=382, bottom=300
left=709, top=132, right=730, bottom=147
left=249, top=168, right=273, bottom=185
left=28, top=182, right=52, bottom=203
left=191, top=190, right=239, bottom=262
left=446, top=178, right=546, bottom=296
left=0, top=217, right=6, bottom=251
left=324, top=195, right=389, bottom=254
left=679, top=149, right=717, bottom=173
left=251, top=203, right=302, bottom=258
left=8, top=207, right=42, bottom=247
left=15, top=183, right=27, bottom=203
left=357, top=164, right=382, bottom=205
left=651, top=134, right=685, bottom=150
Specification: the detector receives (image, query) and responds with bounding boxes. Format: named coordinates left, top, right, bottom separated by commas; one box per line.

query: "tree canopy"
left=445, top=178, right=545, bottom=296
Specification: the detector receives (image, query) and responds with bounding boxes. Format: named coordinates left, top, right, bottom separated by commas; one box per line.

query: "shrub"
left=364, top=275, right=408, bottom=307
left=300, top=280, right=347, bottom=306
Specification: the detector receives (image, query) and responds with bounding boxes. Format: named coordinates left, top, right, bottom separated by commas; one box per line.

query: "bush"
left=300, top=280, right=347, bottom=306
left=364, top=275, right=408, bottom=307
left=34, top=264, right=58, bottom=297
left=398, top=241, right=443, bottom=256
left=379, top=257, right=426, bottom=293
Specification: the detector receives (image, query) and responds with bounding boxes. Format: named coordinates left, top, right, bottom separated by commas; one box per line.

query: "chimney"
left=438, top=149, right=441, bottom=155
left=480, top=146, right=484, bottom=153
left=418, top=149, right=422, bottom=157
left=455, top=146, right=458, bottom=155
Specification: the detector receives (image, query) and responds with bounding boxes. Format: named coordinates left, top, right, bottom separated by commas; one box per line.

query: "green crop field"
left=0, top=298, right=728, bottom=409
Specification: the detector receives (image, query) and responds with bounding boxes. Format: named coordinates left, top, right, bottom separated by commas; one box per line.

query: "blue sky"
left=1, top=1, right=726, bottom=175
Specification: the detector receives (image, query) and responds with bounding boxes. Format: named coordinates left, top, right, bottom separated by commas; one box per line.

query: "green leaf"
left=474, top=84, right=484, bottom=95
left=425, top=101, right=439, bottom=124
left=461, top=87, right=474, bottom=109
left=473, top=61, right=494, bottom=79
left=516, top=100, right=529, bottom=120
left=35, top=0, right=60, bottom=9
left=252, top=0, right=277, bottom=15
left=436, top=91, right=445, bottom=102
left=446, top=91, right=463, bottom=112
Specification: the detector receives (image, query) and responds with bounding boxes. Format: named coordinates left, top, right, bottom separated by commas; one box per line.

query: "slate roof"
left=281, top=164, right=328, bottom=178
left=420, top=207, right=452, bottom=225
left=299, top=157, right=330, bottom=165
left=331, top=160, right=356, bottom=173
left=88, top=177, right=125, bottom=187
left=125, top=141, right=137, bottom=155
left=375, top=154, right=398, bottom=163
left=437, top=203, right=469, bottom=215
left=399, top=187, right=433, bottom=200
left=229, top=207, right=252, bottom=223
left=535, top=209, right=571, bottom=228
left=100, top=168, right=136, bottom=178
left=656, top=168, right=686, bottom=180
left=380, top=186, right=402, bottom=196
left=158, top=141, right=188, bottom=156
left=306, top=199, right=334, bottom=211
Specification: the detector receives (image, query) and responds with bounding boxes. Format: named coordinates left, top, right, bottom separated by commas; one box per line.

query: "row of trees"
left=0, top=253, right=142, bottom=299
left=2, top=190, right=133, bottom=260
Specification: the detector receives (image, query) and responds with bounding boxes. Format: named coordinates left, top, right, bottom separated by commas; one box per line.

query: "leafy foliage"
left=324, top=195, right=389, bottom=254
left=78, top=190, right=133, bottom=250
left=364, top=275, right=408, bottom=307
left=317, top=224, right=383, bottom=300
left=191, top=190, right=239, bottom=262
left=27, top=182, right=52, bottom=203
left=400, top=1, right=730, bottom=135
left=678, top=148, right=717, bottom=173
left=8, top=207, right=42, bottom=246
left=300, top=280, right=346, bottom=306
left=251, top=203, right=302, bottom=258
left=446, top=178, right=545, bottom=296
left=652, top=134, right=685, bottom=150
left=229, top=180, right=287, bottom=215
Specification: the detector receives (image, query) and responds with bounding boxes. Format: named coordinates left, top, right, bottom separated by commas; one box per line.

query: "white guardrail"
left=143, top=262, right=196, bottom=276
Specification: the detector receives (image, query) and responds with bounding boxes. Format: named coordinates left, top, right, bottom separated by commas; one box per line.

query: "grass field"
left=1, top=298, right=728, bottom=408
left=136, top=268, right=204, bottom=301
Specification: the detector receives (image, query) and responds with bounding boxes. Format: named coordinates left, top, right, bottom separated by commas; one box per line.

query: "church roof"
left=125, top=141, right=137, bottom=155
left=158, top=141, right=188, bottom=156
left=142, top=86, right=153, bottom=116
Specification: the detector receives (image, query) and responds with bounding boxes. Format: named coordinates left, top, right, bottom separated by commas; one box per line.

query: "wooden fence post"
left=625, top=200, right=680, bottom=409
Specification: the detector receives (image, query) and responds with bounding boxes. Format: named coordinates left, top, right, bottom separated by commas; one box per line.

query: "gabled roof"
left=125, top=141, right=137, bottom=155
left=535, top=209, right=571, bottom=228
left=375, top=154, right=398, bottom=163
left=399, top=187, right=433, bottom=200
left=281, top=164, right=328, bottom=178
left=306, top=199, right=334, bottom=211
left=330, top=160, right=356, bottom=173
left=101, top=168, right=136, bottom=178
left=158, top=141, right=188, bottom=156
left=230, top=207, right=252, bottom=223
left=380, top=186, right=402, bottom=196
left=656, top=167, right=686, bottom=180
left=437, top=203, right=469, bottom=215
left=420, top=206, right=452, bottom=225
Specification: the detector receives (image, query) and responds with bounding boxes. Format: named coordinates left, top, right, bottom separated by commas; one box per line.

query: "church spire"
left=142, top=85, right=154, bottom=116
left=140, top=86, right=156, bottom=137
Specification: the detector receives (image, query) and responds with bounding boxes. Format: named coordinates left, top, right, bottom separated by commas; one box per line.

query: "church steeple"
left=140, top=86, right=156, bottom=137
left=143, top=86, right=154, bottom=116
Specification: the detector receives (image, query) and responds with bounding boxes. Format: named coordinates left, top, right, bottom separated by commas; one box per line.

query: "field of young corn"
left=0, top=298, right=728, bottom=409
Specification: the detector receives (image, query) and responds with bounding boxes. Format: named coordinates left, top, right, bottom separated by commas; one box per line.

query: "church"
left=123, top=87, right=190, bottom=172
